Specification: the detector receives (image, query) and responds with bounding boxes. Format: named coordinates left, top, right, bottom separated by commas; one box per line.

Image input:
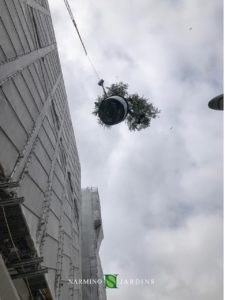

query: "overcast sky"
left=48, top=1, right=223, bottom=299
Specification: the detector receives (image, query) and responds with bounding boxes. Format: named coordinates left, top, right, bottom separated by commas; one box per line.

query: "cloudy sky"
left=48, top=1, right=223, bottom=299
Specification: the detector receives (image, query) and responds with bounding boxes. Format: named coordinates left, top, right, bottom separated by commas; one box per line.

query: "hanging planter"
left=93, top=81, right=160, bottom=131
left=98, top=95, right=129, bottom=125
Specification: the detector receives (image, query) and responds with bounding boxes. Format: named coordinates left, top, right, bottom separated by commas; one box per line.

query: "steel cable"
left=63, top=0, right=101, bottom=80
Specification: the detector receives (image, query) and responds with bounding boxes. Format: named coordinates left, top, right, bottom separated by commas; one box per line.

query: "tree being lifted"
left=93, top=82, right=160, bottom=131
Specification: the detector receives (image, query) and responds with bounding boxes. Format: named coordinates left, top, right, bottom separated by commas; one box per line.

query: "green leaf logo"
left=104, top=274, right=118, bottom=288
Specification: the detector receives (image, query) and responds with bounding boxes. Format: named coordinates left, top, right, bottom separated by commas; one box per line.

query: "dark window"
left=52, top=101, right=60, bottom=130
left=74, top=198, right=79, bottom=221
left=68, top=171, right=73, bottom=193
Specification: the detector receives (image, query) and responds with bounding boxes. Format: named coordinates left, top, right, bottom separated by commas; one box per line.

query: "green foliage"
left=93, top=82, right=160, bottom=131
left=93, top=95, right=111, bottom=128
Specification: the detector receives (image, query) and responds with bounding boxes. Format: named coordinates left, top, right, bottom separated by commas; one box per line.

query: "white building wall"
left=81, top=188, right=107, bottom=300
left=0, top=1, right=82, bottom=299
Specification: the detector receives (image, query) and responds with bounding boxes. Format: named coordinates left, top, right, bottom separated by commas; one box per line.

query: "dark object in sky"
left=208, top=94, right=223, bottom=110
left=93, top=82, right=160, bottom=131
left=98, top=96, right=128, bottom=125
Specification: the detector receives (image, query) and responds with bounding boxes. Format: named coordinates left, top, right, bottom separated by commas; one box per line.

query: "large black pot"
left=98, top=96, right=129, bottom=125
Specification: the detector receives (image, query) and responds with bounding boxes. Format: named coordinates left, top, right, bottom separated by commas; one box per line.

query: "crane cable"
left=63, top=0, right=102, bottom=81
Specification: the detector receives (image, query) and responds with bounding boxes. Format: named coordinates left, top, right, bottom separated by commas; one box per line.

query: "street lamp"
left=208, top=94, right=223, bottom=110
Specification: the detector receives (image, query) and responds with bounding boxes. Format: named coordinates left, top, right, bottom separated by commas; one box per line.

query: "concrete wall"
left=81, top=188, right=106, bottom=300
left=0, top=1, right=82, bottom=299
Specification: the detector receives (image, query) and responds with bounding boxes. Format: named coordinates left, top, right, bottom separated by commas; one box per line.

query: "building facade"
left=81, top=188, right=106, bottom=300
left=0, top=0, right=82, bottom=299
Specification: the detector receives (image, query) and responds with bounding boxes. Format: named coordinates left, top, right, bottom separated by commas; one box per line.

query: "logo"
left=68, top=274, right=155, bottom=288
left=104, top=274, right=118, bottom=288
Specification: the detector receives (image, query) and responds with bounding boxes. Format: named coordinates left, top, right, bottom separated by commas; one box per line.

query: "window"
left=52, top=101, right=60, bottom=130
left=67, top=171, right=73, bottom=193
